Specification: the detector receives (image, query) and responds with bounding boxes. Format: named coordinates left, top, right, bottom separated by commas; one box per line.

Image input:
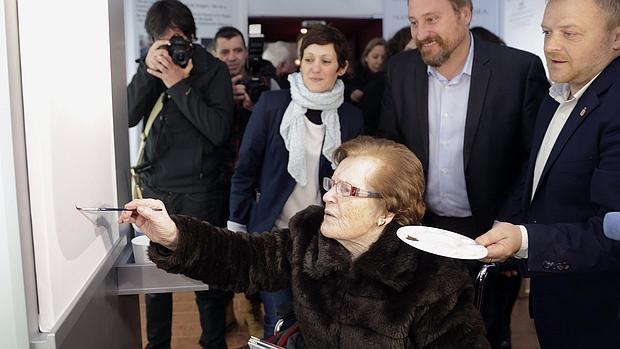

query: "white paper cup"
left=132, top=235, right=153, bottom=264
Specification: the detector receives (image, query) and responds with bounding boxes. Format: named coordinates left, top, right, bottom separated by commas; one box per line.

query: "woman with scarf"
left=226, top=25, right=363, bottom=336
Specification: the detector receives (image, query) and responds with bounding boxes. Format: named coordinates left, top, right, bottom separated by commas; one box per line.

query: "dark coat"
left=345, top=67, right=386, bottom=135
left=149, top=206, right=489, bottom=348
left=504, top=56, right=620, bottom=348
left=228, top=89, right=363, bottom=233
left=127, top=45, right=234, bottom=193
left=379, top=34, right=549, bottom=236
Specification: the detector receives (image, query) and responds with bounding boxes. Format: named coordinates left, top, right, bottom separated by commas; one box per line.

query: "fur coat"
left=149, top=205, right=489, bottom=348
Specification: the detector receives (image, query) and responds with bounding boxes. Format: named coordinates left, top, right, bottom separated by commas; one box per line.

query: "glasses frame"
left=323, top=177, right=381, bottom=198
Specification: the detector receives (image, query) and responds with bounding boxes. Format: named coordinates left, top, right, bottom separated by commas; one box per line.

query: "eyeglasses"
left=322, top=178, right=381, bottom=198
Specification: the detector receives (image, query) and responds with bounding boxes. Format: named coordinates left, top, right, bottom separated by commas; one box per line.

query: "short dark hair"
left=145, top=0, right=196, bottom=41
left=470, top=26, right=505, bottom=45
left=300, top=25, right=350, bottom=69
left=387, top=26, right=412, bottom=56
left=213, top=26, right=246, bottom=48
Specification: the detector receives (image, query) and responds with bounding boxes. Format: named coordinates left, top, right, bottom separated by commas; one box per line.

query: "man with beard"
left=378, top=0, right=549, bottom=347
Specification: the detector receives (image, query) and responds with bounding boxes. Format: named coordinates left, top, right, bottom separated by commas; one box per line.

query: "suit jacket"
left=379, top=34, right=549, bottom=236
left=229, top=89, right=363, bottom=233
left=514, top=57, right=620, bottom=347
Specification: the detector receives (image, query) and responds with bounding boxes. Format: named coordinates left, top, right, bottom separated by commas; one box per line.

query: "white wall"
left=18, top=0, right=120, bottom=332
left=0, top=0, right=28, bottom=346
left=500, top=0, right=546, bottom=72
left=248, top=0, right=382, bottom=17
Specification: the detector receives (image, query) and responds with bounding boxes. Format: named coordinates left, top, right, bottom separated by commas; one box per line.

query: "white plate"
left=397, top=226, right=488, bottom=260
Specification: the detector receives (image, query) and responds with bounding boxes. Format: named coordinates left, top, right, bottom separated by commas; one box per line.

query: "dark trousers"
left=423, top=212, right=521, bottom=349
left=142, top=185, right=234, bottom=349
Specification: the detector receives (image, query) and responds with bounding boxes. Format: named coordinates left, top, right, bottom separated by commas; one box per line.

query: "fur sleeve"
left=409, top=258, right=490, bottom=348
left=148, top=214, right=293, bottom=294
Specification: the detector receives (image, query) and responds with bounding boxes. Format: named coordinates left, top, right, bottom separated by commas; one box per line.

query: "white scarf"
left=280, top=72, right=344, bottom=186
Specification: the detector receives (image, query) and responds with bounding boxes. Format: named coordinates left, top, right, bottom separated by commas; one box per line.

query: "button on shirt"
left=425, top=34, right=474, bottom=217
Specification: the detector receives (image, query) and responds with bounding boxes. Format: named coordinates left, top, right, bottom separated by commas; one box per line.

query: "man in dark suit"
left=477, top=0, right=620, bottom=347
left=378, top=0, right=549, bottom=347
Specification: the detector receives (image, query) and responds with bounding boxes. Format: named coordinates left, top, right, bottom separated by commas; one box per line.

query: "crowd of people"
left=126, top=0, right=620, bottom=348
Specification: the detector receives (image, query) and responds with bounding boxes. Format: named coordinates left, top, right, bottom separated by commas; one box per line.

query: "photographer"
left=213, top=26, right=279, bottom=163
left=127, top=1, right=234, bottom=348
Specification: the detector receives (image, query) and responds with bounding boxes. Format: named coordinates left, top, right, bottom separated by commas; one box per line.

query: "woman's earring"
left=377, top=217, right=386, bottom=226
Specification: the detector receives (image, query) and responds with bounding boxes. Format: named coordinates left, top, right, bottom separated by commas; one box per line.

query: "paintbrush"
left=75, top=205, right=163, bottom=212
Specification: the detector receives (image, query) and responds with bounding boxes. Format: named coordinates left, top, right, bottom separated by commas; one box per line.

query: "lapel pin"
left=579, top=106, right=587, bottom=117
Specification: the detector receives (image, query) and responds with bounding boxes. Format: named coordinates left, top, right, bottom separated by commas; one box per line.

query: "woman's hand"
left=118, top=199, right=179, bottom=250
left=350, top=89, right=364, bottom=103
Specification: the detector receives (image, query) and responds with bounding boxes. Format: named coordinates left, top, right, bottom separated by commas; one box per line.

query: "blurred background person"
left=345, top=37, right=387, bottom=135
left=213, top=26, right=279, bottom=164
left=386, top=26, right=417, bottom=57
left=346, top=38, right=387, bottom=104
left=126, top=1, right=234, bottom=348
left=262, top=40, right=298, bottom=89
left=470, top=26, right=505, bottom=46
left=227, top=25, right=363, bottom=337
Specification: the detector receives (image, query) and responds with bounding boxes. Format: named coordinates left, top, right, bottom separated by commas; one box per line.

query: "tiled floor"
left=140, top=285, right=540, bottom=349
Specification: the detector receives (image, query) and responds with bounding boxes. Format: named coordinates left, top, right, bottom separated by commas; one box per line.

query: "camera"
left=165, top=34, right=193, bottom=68
left=240, top=57, right=275, bottom=103
left=239, top=25, right=274, bottom=103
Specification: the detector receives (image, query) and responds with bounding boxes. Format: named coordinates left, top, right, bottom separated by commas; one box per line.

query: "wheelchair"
left=248, top=262, right=497, bottom=348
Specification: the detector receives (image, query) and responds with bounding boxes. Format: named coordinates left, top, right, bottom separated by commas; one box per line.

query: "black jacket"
left=149, top=206, right=489, bottom=348
left=128, top=45, right=234, bottom=193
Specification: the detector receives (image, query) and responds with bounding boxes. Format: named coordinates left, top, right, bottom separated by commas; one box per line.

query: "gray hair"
left=547, top=0, right=620, bottom=30
left=448, top=0, right=473, bottom=11
left=262, top=41, right=296, bottom=68
left=408, top=0, right=473, bottom=12
left=595, top=0, right=620, bottom=29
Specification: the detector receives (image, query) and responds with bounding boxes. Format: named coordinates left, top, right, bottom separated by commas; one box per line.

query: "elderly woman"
left=119, top=137, right=489, bottom=348
left=227, top=25, right=363, bottom=335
